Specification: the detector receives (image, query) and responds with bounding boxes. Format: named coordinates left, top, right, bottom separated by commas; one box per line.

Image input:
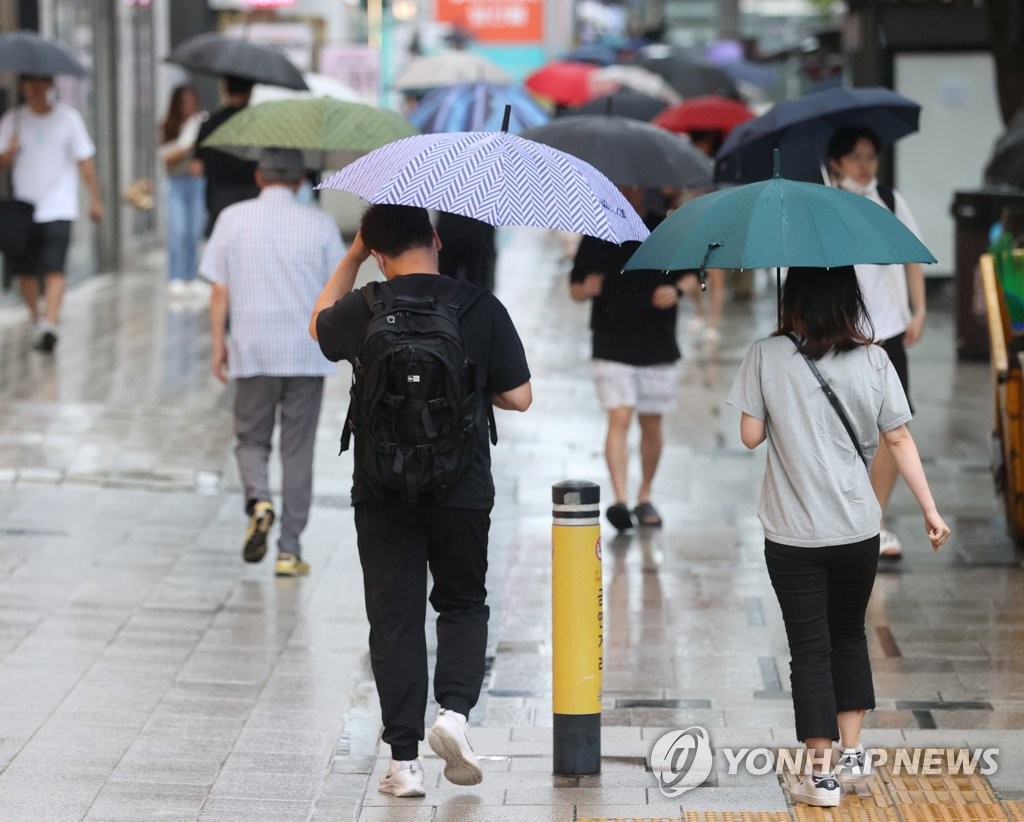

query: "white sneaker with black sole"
left=428, top=708, right=483, bottom=786
left=378, top=759, right=426, bottom=797
left=790, top=772, right=841, bottom=807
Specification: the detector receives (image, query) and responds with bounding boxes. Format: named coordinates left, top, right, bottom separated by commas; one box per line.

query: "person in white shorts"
left=570, top=185, right=694, bottom=531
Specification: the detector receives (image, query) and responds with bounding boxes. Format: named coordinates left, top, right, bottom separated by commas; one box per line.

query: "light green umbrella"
left=200, top=98, right=418, bottom=171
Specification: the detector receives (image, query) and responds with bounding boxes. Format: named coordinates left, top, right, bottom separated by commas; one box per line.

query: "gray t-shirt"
left=727, top=336, right=912, bottom=547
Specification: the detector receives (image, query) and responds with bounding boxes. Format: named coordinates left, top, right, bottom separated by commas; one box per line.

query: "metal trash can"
left=952, top=189, right=1024, bottom=360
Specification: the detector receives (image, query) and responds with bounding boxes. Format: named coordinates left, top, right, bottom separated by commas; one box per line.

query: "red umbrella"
left=652, top=95, right=754, bottom=135
left=524, top=61, right=597, bottom=107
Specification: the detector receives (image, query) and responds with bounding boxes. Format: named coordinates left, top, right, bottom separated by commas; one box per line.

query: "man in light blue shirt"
left=201, top=147, right=345, bottom=576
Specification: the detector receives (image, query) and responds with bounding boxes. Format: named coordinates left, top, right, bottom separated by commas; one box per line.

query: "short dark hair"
left=360, top=204, right=436, bottom=257
left=827, top=126, right=881, bottom=161
left=224, top=75, right=255, bottom=97
left=775, top=265, right=874, bottom=359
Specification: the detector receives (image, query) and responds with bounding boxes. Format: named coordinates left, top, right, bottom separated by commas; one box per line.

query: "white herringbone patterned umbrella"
left=319, top=132, right=650, bottom=243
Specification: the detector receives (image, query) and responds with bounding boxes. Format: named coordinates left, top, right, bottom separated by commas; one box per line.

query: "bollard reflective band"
left=552, top=502, right=600, bottom=526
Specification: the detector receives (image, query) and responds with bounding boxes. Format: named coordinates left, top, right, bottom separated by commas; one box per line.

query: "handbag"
left=0, top=109, right=35, bottom=258
left=785, top=333, right=869, bottom=469
left=0, top=198, right=35, bottom=257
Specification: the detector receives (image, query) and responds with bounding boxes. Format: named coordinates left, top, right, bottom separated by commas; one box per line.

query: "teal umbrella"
left=626, top=156, right=935, bottom=273
left=200, top=98, right=418, bottom=171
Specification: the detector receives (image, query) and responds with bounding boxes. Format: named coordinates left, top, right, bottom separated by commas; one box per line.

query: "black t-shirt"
left=570, top=213, right=682, bottom=366
left=196, top=106, right=259, bottom=208
left=316, top=274, right=531, bottom=509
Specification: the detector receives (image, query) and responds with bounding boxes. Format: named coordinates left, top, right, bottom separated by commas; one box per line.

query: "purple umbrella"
left=319, top=128, right=650, bottom=243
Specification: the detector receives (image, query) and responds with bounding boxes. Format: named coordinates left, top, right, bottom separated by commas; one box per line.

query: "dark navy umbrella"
left=714, top=86, right=921, bottom=184
left=0, top=30, right=86, bottom=77
left=408, top=83, right=549, bottom=134
left=566, top=89, right=668, bottom=121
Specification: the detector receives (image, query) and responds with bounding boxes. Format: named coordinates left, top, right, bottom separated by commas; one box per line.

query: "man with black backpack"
left=310, top=204, right=532, bottom=799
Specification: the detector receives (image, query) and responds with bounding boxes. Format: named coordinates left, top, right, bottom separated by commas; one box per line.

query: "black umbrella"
left=166, top=34, right=307, bottom=91
left=565, top=89, right=668, bottom=121
left=714, top=86, right=921, bottom=184
left=0, top=30, right=86, bottom=77
left=985, top=110, right=1024, bottom=189
left=631, top=46, right=737, bottom=99
left=521, top=115, right=713, bottom=189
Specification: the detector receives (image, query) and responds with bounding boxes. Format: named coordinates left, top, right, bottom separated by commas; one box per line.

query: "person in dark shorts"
left=0, top=74, right=103, bottom=352
left=309, top=204, right=531, bottom=799
left=195, top=75, right=259, bottom=235
left=570, top=184, right=694, bottom=531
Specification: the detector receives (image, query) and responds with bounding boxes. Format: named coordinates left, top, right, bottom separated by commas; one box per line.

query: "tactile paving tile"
left=897, top=805, right=1009, bottom=821
left=1003, top=801, right=1024, bottom=821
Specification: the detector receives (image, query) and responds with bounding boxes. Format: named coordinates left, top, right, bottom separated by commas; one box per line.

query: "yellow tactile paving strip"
left=579, top=749, right=1016, bottom=822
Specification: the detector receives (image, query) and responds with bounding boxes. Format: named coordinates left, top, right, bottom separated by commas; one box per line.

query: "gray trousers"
left=234, top=376, right=324, bottom=557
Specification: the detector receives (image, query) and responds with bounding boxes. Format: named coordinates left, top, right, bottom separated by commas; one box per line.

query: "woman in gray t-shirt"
left=727, top=266, right=949, bottom=808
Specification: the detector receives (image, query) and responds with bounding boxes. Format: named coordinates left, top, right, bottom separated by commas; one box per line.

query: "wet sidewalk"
left=0, top=232, right=1022, bottom=821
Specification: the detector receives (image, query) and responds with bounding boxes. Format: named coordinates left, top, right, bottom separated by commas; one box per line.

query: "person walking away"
left=195, top=75, right=258, bottom=234
left=827, top=125, right=927, bottom=560
left=0, top=74, right=103, bottom=352
left=310, top=204, right=532, bottom=798
left=201, top=148, right=345, bottom=577
left=727, top=266, right=949, bottom=808
left=436, top=210, right=497, bottom=291
left=570, top=184, right=694, bottom=531
left=158, top=84, right=206, bottom=298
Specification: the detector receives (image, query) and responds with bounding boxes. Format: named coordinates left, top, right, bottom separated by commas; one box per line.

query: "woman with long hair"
left=727, top=266, right=949, bottom=807
left=158, top=84, right=206, bottom=296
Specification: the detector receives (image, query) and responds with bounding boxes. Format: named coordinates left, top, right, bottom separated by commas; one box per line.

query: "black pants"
left=764, top=536, right=879, bottom=742
left=354, top=499, right=491, bottom=761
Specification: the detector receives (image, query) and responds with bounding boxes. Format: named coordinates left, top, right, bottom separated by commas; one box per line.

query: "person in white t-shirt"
left=827, top=126, right=926, bottom=560
left=0, top=75, right=103, bottom=352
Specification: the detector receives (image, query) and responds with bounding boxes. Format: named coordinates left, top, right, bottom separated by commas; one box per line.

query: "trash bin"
left=952, top=189, right=1024, bottom=360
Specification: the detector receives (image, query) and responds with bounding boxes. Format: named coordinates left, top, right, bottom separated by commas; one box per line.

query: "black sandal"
left=605, top=502, right=634, bottom=532
left=633, top=501, right=663, bottom=528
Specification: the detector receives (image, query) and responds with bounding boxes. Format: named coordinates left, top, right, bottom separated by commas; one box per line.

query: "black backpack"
left=340, top=279, right=496, bottom=502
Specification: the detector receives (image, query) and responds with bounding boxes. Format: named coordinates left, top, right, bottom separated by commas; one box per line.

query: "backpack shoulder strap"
left=444, top=281, right=499, bottom=446
left=361, top=280, right=396, bottom=313
left=876, top=184, right=895, bottom=214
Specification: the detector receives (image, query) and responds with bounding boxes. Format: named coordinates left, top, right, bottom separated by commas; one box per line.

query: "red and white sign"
left=436, top=0, right=544, bottom=43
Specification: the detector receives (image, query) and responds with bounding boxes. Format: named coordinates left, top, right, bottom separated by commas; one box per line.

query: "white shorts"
left=591, top=359, right=679, bottom=414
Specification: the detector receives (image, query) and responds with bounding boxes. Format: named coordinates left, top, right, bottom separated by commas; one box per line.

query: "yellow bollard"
left=551, top=480, right=602, bottom=775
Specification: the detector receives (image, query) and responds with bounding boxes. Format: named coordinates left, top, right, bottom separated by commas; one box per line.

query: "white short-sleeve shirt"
left=0, top=103, right=96, bottom=223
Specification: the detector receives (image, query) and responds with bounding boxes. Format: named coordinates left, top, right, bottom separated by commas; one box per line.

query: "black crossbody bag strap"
left=785, top=333, right=869, bottom=469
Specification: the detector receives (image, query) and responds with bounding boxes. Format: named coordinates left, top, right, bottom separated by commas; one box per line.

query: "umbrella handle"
left=501, top=104, right=511, bottom=133
left=698, top=242, right=721, bottom=291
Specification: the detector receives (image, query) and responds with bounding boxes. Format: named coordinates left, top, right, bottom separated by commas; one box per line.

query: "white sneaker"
left=702, top=326, right=722, bottom=346
left=168, top=280, right=189, bottom=298
left=378, top=759, right=426, bottom=797
left=835, top=745, right=872, bottom=780
left=428, top=708, right=483, bottom=786
left=188, top=279, right=211, bottom=298
left=880, top=529, right=903, bottom=559
left=790, top=772, right=841, bottom=807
